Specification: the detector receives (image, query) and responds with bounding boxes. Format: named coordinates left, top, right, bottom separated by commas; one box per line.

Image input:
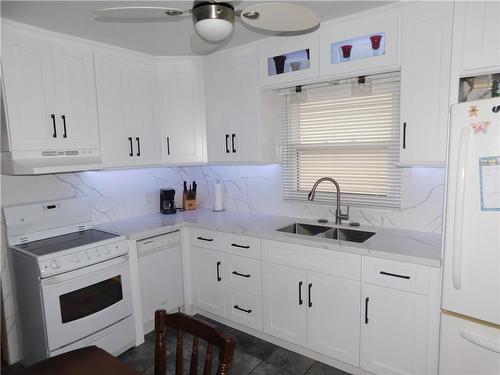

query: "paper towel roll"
left=213, top=179, right=224, bottom=212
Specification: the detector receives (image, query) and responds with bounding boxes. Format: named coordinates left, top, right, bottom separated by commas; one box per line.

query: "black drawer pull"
left=136, top=137, right=141, bottom=156
left=128, top=137, right=133, bottom=156
left=197, top=236, right=214, bottom=242
left=231, top=243, right=250, bottom=249
left=232, top=271, right=251, bottom=278
left=365, top=297, right=369, bottom=324
left=166, top=137, right=170, bottom=155
left=61, top=115, right=67, bottom=138
left=216, top=261, right=222, bottom=282
left=233, top=305, right=252, bottom=314
left=402, top=122, right=407, bottom=149
left=51, top=114, right=57, bottom=138
left=380, top=271, right=410, bottom=280
left=225, top=134, right=230, bottom=153
left=231, top=133, right=236, bottom=153
left=308, top=283, right=312, bottom=307
left=298, top=281, right=303, bottom=305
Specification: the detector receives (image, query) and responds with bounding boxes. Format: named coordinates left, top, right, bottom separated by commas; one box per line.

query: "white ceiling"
left=1, top=1, right=391, bottom=56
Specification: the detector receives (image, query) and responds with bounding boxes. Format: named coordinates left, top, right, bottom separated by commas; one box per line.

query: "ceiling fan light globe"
left=194, top=18, right=233, bottom=42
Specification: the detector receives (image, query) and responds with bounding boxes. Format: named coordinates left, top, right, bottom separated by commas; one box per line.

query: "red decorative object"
left=341, top=44, right=352, bottom=59
left=370, top=35, right=383, bottom=50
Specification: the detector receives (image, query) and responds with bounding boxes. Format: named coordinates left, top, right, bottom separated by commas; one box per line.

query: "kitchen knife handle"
left=51, top=114, right=57, bottom=138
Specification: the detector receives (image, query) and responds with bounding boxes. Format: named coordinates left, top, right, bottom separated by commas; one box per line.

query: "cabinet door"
left=462, top=1, right=500, bottom=72
left=262, top=262, right=306, bottom=347
left=1, top=30, right=56, bottom=150
left=191, top=247, right=225, bottom=316
left=399, top=2, right=453, bottom=166
left=307, top=272, right=361, bottom=367
left=159, top=60, right=206, bottom=164
left=51, top=43, right=100, bottom=150
left=361, top=284, right=429, bottom=375
left=94, top=53, right=133, bottom=167
left=126, top=61, right=161, bottom=166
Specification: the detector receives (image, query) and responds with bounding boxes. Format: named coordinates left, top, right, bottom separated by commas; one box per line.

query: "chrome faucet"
left=307, top=177, right=349, bottom=225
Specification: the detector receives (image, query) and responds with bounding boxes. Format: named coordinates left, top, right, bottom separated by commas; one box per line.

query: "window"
left=281, top=72, right=401, bottom=208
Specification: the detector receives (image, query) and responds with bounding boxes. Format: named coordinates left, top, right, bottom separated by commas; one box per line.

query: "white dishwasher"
left=137, top=230, right=184, bottom=333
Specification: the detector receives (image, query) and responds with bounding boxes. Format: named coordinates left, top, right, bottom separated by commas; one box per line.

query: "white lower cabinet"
left=262, top=262, right=307, bottom=347
left=307, top=272, right=360, bottom=366
left=360, top=283, right=429, bottom=375
left=191, top=246, right=225, bottom=316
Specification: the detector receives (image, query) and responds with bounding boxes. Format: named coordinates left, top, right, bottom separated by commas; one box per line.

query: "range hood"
left=1, top=150, right=103, bottom=175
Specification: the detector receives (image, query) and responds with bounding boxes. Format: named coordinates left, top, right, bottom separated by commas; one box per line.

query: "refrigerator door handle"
left=452, top=127, right=470, bottom=290
left=460, top=330, right=500, bottom=354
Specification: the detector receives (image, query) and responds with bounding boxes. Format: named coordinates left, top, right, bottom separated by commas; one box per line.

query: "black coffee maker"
left=160, top=189, right=176, bottom=214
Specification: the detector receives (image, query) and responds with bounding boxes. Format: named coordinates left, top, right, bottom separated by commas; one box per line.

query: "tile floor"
left=1, top=315, right=351, bottom=375
left=119, top=315, right=351, bottom=375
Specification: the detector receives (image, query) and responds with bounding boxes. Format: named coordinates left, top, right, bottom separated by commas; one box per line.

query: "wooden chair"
left=154, top=310, right=235, bottom=375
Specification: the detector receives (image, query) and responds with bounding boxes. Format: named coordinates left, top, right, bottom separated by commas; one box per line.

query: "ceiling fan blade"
left=238, top=2, right=320, bottom=32
left=93, top=7, right=188, bottom=19
left=190, top=33, right=224, bottom=55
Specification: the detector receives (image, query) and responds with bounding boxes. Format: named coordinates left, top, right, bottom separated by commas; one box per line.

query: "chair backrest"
left=154, top=310, right=235, bottom=375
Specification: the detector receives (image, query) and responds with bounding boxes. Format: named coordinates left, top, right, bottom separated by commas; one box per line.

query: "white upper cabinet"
left=398, top=1, right=453, bottom=166
left=204, top=48, right=281, bottom=164
left=94, top=53, right=161, bottom=168
left=319, top=13, right=399, bottom=79
left=460, top=1, right=500, bottom=73
left=158, top=58, right=206, bottom=165
left=2, top=29, right=99, bottom=152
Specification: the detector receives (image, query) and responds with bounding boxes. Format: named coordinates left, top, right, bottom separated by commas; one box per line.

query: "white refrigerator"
left=440, top=98, right=500, bottom=375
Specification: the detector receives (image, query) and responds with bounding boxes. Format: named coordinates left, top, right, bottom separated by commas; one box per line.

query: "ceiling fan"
left=94, top=1, right=320, bottom=46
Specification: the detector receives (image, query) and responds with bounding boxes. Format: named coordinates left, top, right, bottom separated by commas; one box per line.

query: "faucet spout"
left=307, top=177, right=349, bottom=225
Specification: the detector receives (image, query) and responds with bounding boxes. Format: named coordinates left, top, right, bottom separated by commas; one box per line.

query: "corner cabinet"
left=398, top=2, right=454, bottom=166
left=157, top=58, right=207, bottom=165
left=2, top=28, right=100, bottom=152
left=94, top=53, right=161, bottom=168
left=204, top=48, right=281, bottom=164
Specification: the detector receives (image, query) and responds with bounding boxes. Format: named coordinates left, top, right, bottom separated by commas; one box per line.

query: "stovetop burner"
left=17, top=229, right=120, bottom=257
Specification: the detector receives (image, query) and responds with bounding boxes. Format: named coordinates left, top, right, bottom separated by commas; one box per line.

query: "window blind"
left=282, top=72, right=401, bottom=208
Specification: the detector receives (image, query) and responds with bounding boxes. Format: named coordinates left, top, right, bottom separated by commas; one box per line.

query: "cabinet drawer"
left=224, top=254, right=262, bottom=296
left=189, top=229, right=222, bottom=250
left=223, top=234, right=261, bottom=259
left=225, top=288, right=262, bottom=331
left=262, top=240, right=361, bottom=281
left=362, top=257, right=431, bottom=295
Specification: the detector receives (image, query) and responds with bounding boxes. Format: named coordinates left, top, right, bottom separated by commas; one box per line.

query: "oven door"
left=41, top=255, right=133, bottom=351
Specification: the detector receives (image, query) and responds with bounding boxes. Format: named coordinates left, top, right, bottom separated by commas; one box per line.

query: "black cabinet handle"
left=61, top=115, right=67, bottom=138
left=136, top=137, right=141, bottom=156
left=233, top=305, right=252, bottom=314
left=298, top=281, right=303, bottom=305
left=128, top=137, right=133, bottom=156
left=231, top=243, right=250, bottom=249
left=308, top=283, right=313, bottom=307
left=380, top=271, right=410, bottom=280
left=365, top=297, right=369, bottom=324
left=216, top=261, right=222, bottom=282
left=197, top=236, right=213, bottom=242
left=225, top=134, right=230, bottom=153
left=51, top=114, right=57, bottom=138
left=232, top=271, right=251, bottom=278
left=402, top=122, right=407, bottom=149
left=231, top=134, right=236, bottom=153
left=166, top=137, right=170, bottom=155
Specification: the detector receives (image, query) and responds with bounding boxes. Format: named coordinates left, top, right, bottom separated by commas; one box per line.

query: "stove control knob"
left=50, top=259, right=61, bottom=269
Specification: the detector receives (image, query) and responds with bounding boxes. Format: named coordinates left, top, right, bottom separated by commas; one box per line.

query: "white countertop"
left=97, top=208, right=442, bottom=267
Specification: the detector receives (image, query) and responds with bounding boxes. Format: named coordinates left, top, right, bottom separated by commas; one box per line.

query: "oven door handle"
left=42, top=255, right=129, bottom=286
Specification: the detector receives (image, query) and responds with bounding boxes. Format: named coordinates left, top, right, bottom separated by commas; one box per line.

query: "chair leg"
left=155, top=310, right=167, bottom=375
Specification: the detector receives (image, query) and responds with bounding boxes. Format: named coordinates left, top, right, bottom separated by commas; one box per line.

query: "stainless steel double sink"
left=277, top=223, right=375, bottom=243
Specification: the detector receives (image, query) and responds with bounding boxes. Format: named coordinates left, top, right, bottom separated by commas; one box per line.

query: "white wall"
left=0, top=164, right=444, bottom=363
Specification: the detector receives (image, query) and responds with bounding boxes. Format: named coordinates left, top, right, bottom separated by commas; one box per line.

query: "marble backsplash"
left=0, top=164, right=445, bottom=363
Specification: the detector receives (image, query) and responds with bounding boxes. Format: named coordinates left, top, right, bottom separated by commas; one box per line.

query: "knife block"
left=183, top=192, right=197, bottom=210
